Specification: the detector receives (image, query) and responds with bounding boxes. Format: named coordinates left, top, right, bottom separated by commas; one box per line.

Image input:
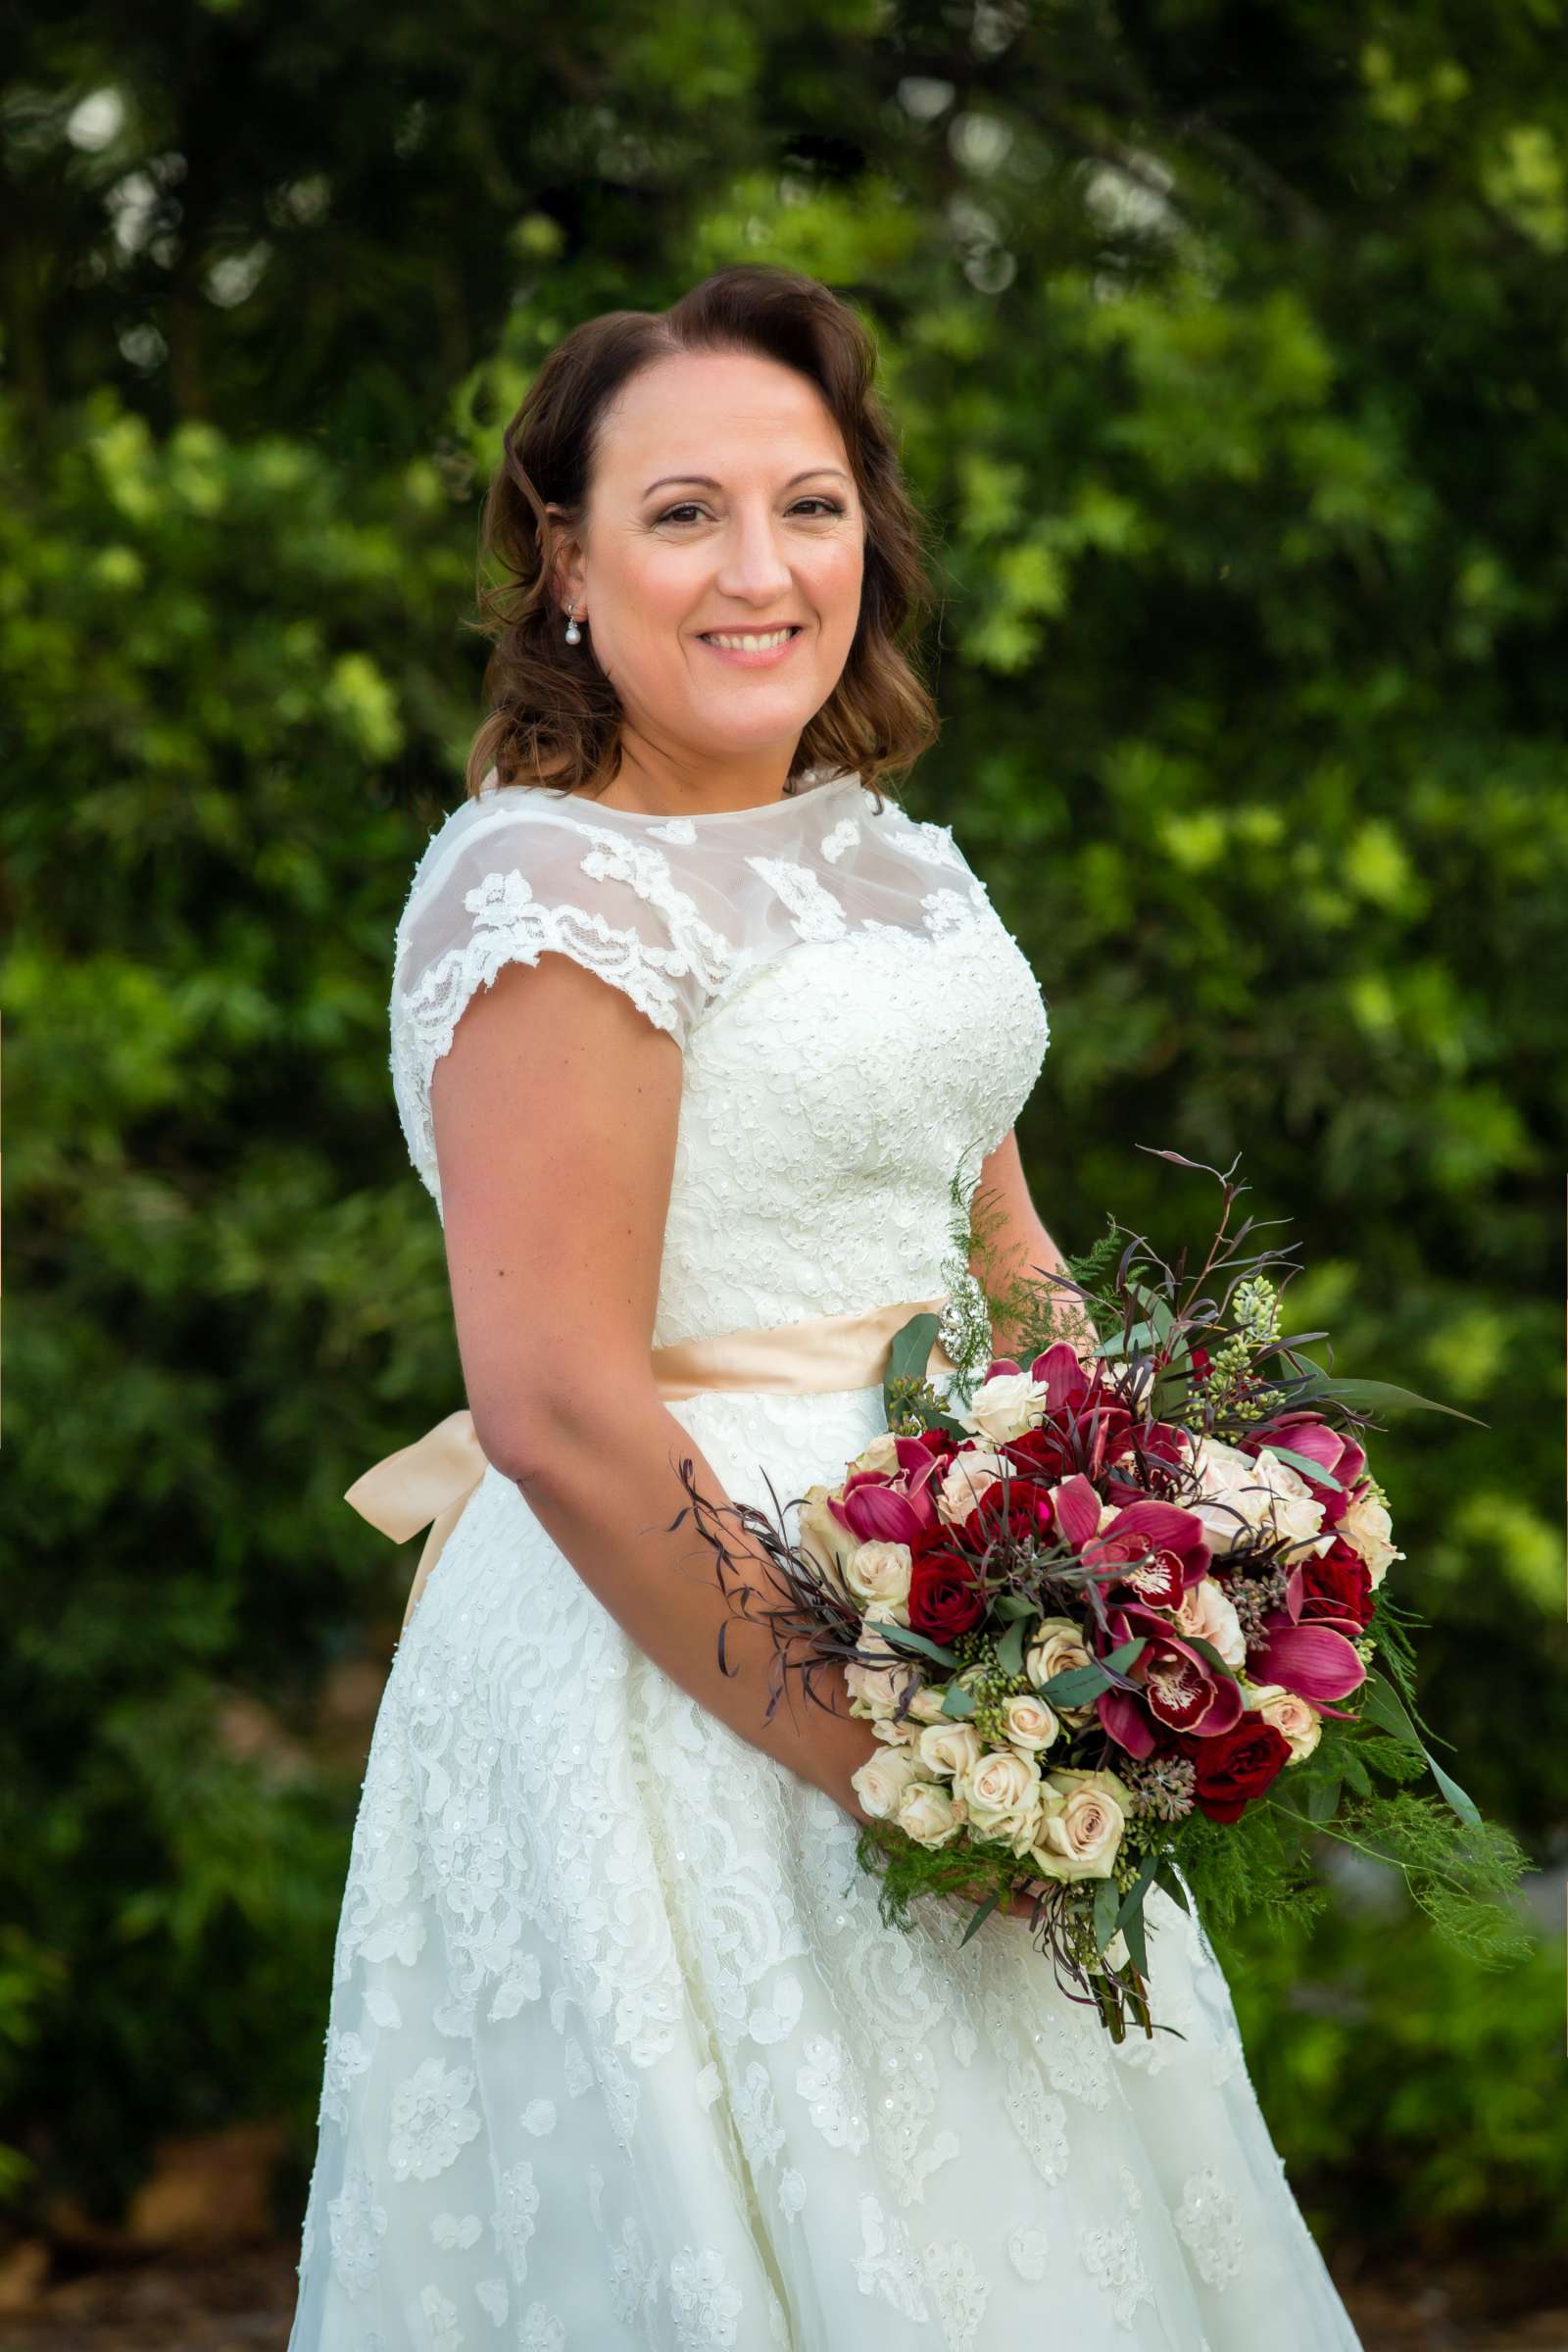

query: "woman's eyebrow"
left=641, top=466, right=852, bottom=495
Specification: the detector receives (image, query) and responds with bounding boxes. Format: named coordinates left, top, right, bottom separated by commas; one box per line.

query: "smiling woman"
left=541, top=352, right=870, bottom=812
left=460, top=264, right=941, bottom=823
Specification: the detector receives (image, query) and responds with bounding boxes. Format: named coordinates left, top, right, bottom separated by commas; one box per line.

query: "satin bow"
left=346, top=1293, right=956, bottom=1635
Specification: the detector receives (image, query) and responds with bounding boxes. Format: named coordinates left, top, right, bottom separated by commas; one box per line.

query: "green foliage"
left=1319, top=1793, right=1532, bottom=1966
left=1226, top=1901, right=1568, bottom=2260
left=3, top=0, right=1565, bottom=2267
left=1169, top=1804, right=1331, bottom=1945
left=854, top=1815, right=1021, bottom=1935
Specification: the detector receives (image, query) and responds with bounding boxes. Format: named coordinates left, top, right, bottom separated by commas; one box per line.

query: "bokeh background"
left=3, top=3, right=1566, bottom=2345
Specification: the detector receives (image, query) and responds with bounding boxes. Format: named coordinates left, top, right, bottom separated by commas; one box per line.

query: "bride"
left=287, top=264, right=1363, bottom=2350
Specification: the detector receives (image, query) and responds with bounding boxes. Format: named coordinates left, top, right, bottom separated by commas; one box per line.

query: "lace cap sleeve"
left=389, top=792, right=732, bottom=1199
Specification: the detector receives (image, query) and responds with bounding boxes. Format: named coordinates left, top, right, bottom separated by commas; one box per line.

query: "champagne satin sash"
left=345, top=1292, right=956, bottom=1635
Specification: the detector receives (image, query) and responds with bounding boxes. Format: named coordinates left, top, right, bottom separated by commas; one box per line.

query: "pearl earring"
left=564, top=602, right=582, bottom=645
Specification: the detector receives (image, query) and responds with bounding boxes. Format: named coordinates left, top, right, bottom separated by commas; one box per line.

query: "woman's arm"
left=430, top=951, right=879, bottom=1828
left=967, top=1127, right=1099, bottom=1361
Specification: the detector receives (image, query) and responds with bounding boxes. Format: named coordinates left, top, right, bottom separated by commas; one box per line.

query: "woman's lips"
left=696, top=626, right=804, bottom=668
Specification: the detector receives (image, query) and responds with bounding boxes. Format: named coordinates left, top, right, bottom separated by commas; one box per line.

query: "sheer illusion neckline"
left=483, top=768, right=862, bottom=827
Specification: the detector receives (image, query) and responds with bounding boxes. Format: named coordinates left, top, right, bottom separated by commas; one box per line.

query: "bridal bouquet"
left=673, top=1149, right=1529, bottom=2041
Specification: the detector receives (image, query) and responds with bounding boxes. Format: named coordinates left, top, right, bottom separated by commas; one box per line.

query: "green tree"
left=3, top=0, right=1562, bottom=2265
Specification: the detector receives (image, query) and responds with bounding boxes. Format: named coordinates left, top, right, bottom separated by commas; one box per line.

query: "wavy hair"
left=463, top=264, right=941, bottom=809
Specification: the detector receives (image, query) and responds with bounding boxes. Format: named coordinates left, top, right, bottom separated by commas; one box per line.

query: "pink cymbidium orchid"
left=1249, top=1549, right=1369, bottom=1705
left=1094, top=1604, right=1247, bottom=1757
left=830, top=1433, right=950, bottom=1544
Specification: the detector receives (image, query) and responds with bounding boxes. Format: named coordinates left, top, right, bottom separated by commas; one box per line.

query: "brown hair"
left=463, top=264, right=941, bottom=809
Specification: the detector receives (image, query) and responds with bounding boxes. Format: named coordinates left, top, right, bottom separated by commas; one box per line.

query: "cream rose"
left=916, top=1720, right=985, bottom=1781
left=1023, top=1616, right=1093, bottom=1693
left=850, top=1432, right=904, bottom=1478
left=1253, top=1448, right=1335, bottom=1561
left=843, top=1658, right=916, bottom=1720
left=851, top=1747, right=930, bottom=1821
left=1336, top=1486, right=1403, bottom=1587
left=1002, top=1692, right=1061, bottom=1752
left=1246, top=1682, right=1323, bottom=1762
left=1028, top=1767, right=1130, bottom=1882
left=955, top=1746, right=1045, bottom=1856
left=906, top=1684, right=952, bottom=1726
left=844, top=1539, right=913, bottom=1618
left=1174, top=1576, right=1248, bottom=1671
left=1191, top=1435, right=1253, bottom=1495
left=895, top=1779, right=962, bottom=1849
left=1191, top=1440, right=1329, bottom=1563
left=936, top=1446, right=1013, bottom=1526
left=956, top=1371, right=1051, bottom=1446
left=797, top=1485, right=861, bottom=1602
left=870, top=1713, right=922, bottom=1747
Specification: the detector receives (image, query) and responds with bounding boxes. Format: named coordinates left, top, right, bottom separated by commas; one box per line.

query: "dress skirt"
left=286, top=1372, right=1363, bottom=2352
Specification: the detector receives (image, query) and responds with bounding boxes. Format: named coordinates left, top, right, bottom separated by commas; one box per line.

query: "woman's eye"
left=655, top=498, right=845, bottom=525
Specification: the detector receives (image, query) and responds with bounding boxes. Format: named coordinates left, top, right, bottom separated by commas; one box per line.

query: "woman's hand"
left=941, top=1873, right=1054, bottom=1929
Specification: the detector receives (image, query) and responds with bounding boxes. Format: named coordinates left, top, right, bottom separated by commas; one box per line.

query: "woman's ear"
left=541, top=505, right=583, bottom=616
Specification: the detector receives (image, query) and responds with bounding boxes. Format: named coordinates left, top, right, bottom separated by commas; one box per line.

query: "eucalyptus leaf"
left=1263, top=1445, right=1345, bottom=1493
left=1305, top=1774, right=1342, bottom=1826
left=1290, top=1374, right=1486, bottom=1427
left=1092, top=1875, right=1121, bottom=1954
left=940, top=1681, right=976, bottom=1719
left=1176, top=1632, right=1240, bottom=1680
left=995, top=1615, right=1027, bottom=1678
left=958, top=1889, right=1001, bottom=1947
left=874, top=1623, right=959, bottom=1670
left=1115, top=1851, right=1159, bottom=1935
left=1358, top=1676, right=1481, bottom=1828
left=1035, top=1661, right=1111, bottom=1706
left=885, top=1310, right=942, bottom=1390
left=1096, top=1319, right=1160, bottom=1359
left=993, top=1592, right=1037, bottom=1622
left=1124, top=1280, right=1176, bottom=1342
left=1120, top=1887, right=1151, bottom=1981
left=1152, top=1860, right=1191, bottom=1915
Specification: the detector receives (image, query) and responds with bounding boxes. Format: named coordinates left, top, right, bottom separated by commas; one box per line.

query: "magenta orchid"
left=829, top=1433, right=948, bottom=1544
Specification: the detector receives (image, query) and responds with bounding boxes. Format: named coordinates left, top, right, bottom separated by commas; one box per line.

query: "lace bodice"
left=389, top=766, right=1053, bottom=1343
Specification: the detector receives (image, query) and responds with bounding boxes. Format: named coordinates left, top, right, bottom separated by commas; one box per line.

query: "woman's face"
left=551, top=349, right=865, bottom=793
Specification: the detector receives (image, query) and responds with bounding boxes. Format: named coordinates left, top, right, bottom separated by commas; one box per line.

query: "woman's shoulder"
left=401, top=773, right=602, bottom=894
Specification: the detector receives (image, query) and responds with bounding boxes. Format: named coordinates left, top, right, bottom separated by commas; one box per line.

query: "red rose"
left=915, top=1428, right=962, bottom=1470
left=1181, top=1719, right=1294, bottom=1824
left=1299, top=1539, right=1373, bottom=1631
left=906, top=1531, right=986, bottom=1642
left=964, top=1473, right=1056, bottom=1547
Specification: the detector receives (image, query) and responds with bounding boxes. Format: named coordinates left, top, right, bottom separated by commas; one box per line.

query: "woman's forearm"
left=500, top=1383, right=880, bottom=1828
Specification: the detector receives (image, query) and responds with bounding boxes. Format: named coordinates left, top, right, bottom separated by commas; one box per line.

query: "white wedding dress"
left=287, top=764, right=1363, bottom=2351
